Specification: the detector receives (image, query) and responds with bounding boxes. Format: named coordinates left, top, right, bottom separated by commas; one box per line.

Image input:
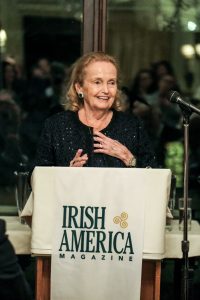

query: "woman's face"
left=139, top=72, right=152, bottom=90
left=4, top=65, right=15, bottom=83
left=159, top=74, right=175, bottom=93
left=76, top=61, right=117, bottom=112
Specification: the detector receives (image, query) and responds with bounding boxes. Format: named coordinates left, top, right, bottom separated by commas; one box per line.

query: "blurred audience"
left=1, top=59, right=26, bottom=107
left=120, top=87, right=131, bottom=113
left=0, top=98, right=28, bottom=185
left=0, top=89, right=13, bottom=102
left=19, top=81, right=50, bottom=164
left=146, top=74, right=182, bottom=128
left=47, top=61, right=66, bottom=114
left=129, top=69, right=155, bottom=105
left=19, top=59, right=67, bottom=164
left=151, top=60, right=175, bottom=84
left=37, top=58, right=51, bottom=81
left=130, top=61, right=184, bottom=182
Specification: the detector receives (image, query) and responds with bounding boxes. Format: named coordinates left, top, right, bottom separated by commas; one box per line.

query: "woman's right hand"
left=69, top=149, right=88, bottom=167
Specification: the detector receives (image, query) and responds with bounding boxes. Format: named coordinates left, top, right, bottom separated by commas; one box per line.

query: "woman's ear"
left=75, top=82, right=82, bottom=94
left=75, top=83, right=84, bottom=100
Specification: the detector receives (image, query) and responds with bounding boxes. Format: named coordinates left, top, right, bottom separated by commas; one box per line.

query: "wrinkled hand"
left=93, top=131, right=133, bottom=166
left=70, top=149, right=88, bottom=167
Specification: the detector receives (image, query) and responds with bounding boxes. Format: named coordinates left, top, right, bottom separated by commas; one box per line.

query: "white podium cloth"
left=2, top=217, right=200, bottom=259
left=22, top=167, right=171, bottom=259
left=50, top=168, right=146, bottom=300
left=0, top=216, right=200, bottom=259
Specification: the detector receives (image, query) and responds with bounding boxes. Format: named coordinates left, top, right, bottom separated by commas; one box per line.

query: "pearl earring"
left=78, top=92, right=84, bottom=100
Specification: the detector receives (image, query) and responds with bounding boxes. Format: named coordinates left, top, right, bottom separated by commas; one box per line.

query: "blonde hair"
left=66, top=52, right=122, bottom=111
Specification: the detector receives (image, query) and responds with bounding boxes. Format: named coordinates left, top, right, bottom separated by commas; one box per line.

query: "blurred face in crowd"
left=32, top=66, right=44, bottom=78
left=76, top=61, right=117, bottom=113
left=159, top=74, right=176, bottom=94
left=4, top=65, right=16, bottom=84
left=156, top=64, right=169, bottom=78
left=0, top=90, right=13, bottom=102
left=38, top=58, right=51, bottom=76
left=139, top=72, right=153, bottom=91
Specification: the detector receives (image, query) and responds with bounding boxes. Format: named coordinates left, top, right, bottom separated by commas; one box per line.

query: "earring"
left=78, top=92, right=84, bottom=100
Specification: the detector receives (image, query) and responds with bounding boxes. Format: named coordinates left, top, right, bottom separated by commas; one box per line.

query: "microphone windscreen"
left=168, top=90, right=179, bottom=103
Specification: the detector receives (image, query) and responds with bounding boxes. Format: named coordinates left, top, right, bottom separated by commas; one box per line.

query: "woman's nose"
left=102, top=83, right=109, bottom=93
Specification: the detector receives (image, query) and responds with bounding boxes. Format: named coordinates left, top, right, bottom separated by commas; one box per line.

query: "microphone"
left=168, top=90, right=200, bottom=115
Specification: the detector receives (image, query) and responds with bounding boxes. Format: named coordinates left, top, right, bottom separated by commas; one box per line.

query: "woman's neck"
left=78, top=107, right=113, bottom=131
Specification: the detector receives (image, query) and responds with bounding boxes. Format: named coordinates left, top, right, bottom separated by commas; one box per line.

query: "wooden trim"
left=82, top=0, right=94, bottom=54
left=98, top=0, right=107, bottom=52
left=36, top=257, right=51, bottom=300
left=140, top=260, right=161, bottom=300
left=82, top=0, right=107, bottom=54
left=154, top=261, right=161, bottom=300
left=36, top=258, right=43, bottom=300
left=93, top=0, right=99, bottom=51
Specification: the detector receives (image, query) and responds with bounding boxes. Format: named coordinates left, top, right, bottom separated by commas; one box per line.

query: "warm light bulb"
left=195, top=44, right=200, bottom=56
left=0, top=29, right=7, bottom=47
left=181, top=44, right=195, bottom=59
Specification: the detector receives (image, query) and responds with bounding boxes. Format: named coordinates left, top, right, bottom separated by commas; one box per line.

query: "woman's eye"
left=109, top=81, right=116, bottom=85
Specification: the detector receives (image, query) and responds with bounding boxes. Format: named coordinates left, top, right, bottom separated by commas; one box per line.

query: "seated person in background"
left=132, top=97, right=161, bottom=147
left=151, top=60, right=175, bottom=84
left=0, top=89, right=14, bottom=102
left=132, top=97, right=183, bottom=169
left=129, top=68, right=155, bottom=105
left=146, top=74, right=182, bottom=129
left=0, top=219, right=33, bottom=300
left=34, top=52, right=157, bottom=169
left=2, top=59, right=27, bottom=107
left=0, top=99, right=28, bottom=185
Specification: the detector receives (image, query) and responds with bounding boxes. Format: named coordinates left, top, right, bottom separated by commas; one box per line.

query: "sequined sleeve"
left=136, top=118, right=157, bottom=168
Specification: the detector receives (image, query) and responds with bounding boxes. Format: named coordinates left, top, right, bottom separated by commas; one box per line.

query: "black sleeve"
left=33, top=118, right=55, bottom=167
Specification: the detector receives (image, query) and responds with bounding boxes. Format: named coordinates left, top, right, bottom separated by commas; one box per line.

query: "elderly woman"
left=34, top=52, right=156, bottom=168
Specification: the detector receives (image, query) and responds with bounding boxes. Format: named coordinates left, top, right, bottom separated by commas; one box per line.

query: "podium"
left=23, top=167, right=171, bottom=300
left=35, top=257, right=161, bottom=300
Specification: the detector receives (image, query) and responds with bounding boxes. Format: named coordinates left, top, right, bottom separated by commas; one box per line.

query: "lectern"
left=22, top=167, right=171, bottom=300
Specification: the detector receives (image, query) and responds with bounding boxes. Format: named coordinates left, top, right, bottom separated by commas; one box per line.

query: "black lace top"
left=34, top=110, right=157, bottom=168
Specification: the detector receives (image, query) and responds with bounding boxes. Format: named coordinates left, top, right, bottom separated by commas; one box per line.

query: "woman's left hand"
left=93, top=130, right=134, bottom=166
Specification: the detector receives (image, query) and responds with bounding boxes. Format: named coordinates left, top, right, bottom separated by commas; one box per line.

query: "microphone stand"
left=168, top=91, right=200, bottom=299
left=180, top=106, right=194, bottom=300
